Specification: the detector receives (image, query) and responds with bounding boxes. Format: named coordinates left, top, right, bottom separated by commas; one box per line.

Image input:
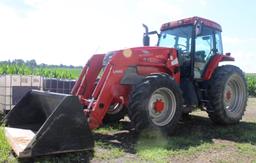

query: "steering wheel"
left=177, top=44, right=186, bottom=49
left=176, top=44, right=187, bottom=53
left=176, top=44, right=190, bottom=65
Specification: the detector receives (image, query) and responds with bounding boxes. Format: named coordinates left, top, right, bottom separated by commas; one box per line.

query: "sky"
left=0, top=0, right=255, bottom=72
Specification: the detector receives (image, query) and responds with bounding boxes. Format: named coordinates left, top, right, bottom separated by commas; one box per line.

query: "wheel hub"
left=223, top=74, right=246, bottom=114
left=148, top=87, right=176, bottom=126
left=153, top=99, right=165, bottom=113
left=225, top=89, right=232, bottom=101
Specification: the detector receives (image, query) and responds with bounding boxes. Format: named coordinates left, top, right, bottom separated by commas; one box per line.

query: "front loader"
left=4, top=17, right=248, bottom=158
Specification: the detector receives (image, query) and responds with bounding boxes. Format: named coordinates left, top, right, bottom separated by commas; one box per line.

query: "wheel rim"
left=148, top=87, right=176, bottom=126
left=223, top=74, right=246, bottom=115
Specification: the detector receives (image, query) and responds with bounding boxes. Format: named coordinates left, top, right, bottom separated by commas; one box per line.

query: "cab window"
left=194, top=26, right=221, bottom=78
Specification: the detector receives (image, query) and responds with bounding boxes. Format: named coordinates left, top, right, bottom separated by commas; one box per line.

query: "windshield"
left=158, top=26, right=193, bottom=52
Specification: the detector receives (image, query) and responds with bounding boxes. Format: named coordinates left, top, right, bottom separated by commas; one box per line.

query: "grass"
left=94, top=141, right=125, bottom=160
left=135, top=130, right=170, bottom=162
left=0, top=126, right=13, bottom=163
left=0, top=114, right=12, bottom=162
left=236, top=143, right=256, bottom=155
left=94, top=124, right=126, bottom=160
left=94, top=123, right=124, bottom=135
left=135, top=129, right=223, bottom=162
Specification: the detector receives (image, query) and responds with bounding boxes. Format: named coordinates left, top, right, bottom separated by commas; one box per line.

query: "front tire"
left=128, top=74, right=183, bottom=135
left=207, top=65, right=248, bottom=124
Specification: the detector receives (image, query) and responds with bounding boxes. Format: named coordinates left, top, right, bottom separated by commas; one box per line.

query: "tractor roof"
left=161, top=16, right=222, bottom=32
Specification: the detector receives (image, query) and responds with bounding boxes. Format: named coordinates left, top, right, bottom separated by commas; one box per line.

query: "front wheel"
left=103, top=104, right=127, bottom=123
left=128, top=74, right=183, bottom=135
left=207, top=65, right=248, bottom=124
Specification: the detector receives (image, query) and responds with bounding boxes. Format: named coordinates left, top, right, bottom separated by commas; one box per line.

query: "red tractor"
left=4, top=17, right=248, bottom=158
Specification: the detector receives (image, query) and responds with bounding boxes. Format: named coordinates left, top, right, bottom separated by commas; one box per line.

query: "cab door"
left=193, top=24, right=223, bottom=79
left=194, top=26, right=215, bottom=79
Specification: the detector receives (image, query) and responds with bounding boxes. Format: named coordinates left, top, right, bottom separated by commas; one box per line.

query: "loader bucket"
left=4, top=90, right=94, bottom=158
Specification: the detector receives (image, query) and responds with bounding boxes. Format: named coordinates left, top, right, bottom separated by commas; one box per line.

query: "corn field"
left=0, top=64, right=81, bottom=79
left=246, top=74, right=256, bottom=97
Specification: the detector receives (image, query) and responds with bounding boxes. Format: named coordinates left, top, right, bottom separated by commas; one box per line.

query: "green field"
left=34, top=67, right=82, bottom=79
left=0, top=64, right=82, bottom=79
left=246, top=73, right=256, bottom=96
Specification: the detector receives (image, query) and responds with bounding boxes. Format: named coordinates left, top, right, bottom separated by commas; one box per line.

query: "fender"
left=203, top=54, right=234, bottom=80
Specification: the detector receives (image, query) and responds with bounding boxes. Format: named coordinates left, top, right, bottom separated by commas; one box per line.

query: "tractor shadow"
left=94, top=115, right=256, bottom=154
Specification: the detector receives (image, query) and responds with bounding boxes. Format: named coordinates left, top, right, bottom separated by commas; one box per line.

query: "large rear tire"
left=128, top=74, right=183, bottom=135
left=207, top=65, right=247, bottom=124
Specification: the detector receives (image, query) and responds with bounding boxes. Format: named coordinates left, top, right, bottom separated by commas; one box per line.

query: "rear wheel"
left=128, top=74, right=183, bottom=135
left=207, top=65, right=247, bottom=124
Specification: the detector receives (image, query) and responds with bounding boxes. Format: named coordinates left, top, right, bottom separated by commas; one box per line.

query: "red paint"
left=154, top=100, right=165, bottom=113
left=226, top=91, right=232, bottom=101
left=161, top=16, right=222, bottom=31
left=71, top=54, right=104, bottom=98
left=203, top=54, right=234, bottom=80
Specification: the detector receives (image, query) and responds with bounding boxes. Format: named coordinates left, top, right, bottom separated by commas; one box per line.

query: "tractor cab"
left=143, top=17, right=227, bottom=107
left=144, top=17, right=224, bottom=79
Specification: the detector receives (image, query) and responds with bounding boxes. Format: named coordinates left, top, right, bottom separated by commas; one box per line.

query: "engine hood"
left=103, top=46, right=175, bottom=66
left=111, top=46, right=174, bottom=54
left=103, top=46, right=179, bottom=69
